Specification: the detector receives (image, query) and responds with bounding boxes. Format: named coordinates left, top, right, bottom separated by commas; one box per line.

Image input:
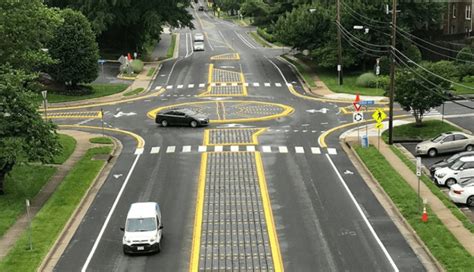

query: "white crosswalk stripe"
left=198, top=145, right=207, bottom=152
left=253, top=82, right=260, bottom=87
left=327, top=148, right=337, bottom=155
left=214, top=145, right=223, bottom=152
left=135, top=148, right=144, bottom=155
left=279, top=146, right=288, bottom=153
left=182, top=145, right=191, bottom=152
left=275, top=83, right=282, bottom=87
left=177, top=85, right=183, bottom=89
left=262, top=146, right=272, bottom=153
left=264, top=83, right=270, bottom=87
left=244, top=83, right=249, bottom=87
left=154, top=86, right=162, bottom=90
left=199, top=83, right=205, bottom=88
left=231, top=82, right=238, bottom=86
left=295, top=146, right=304, bottom=153
left=145, top=145, right=338, bottom=155
left=230, top=146, right=239, bottom=152
left=311, top=147, right=321, bottom=154
left=150, top=147, right=160, bottom=154
left=188, top=84, right=194, bottom=88
left=286, top=83, right=292, bottom=86
left=166, top=85, right=173, bottom=89
left=166, top=146, right=176, bottom=153
left=210, top=83, right=216, bottom=87
left=246, top=146, right=256, bottom=152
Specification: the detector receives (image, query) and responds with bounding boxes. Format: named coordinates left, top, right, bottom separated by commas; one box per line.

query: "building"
left=444, top=0, right=473, bottom=36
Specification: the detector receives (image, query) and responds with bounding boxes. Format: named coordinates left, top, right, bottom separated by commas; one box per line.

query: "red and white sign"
left=353, top=93, right=361, bottom=111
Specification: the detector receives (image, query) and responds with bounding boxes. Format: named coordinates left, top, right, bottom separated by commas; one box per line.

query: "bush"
left=404, top=44, right=422, bottom=63
left=355, top=72, right=378, bottom=88
left=378, top=56, right=390, bottom=76
left=463, top=75, right=474, bottom=83
left=257, top=27, right=275, bottom=43
left=131, top=59, right=144, bottom=73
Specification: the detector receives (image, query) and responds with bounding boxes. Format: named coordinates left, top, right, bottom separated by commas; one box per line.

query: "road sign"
left=416, top=157, right=422, bottom=177
left=353, top=112, right=364, bottom=123
left=372, top=108, right=387, bottom=122
left=375, top=122, right=384, bottom=129
left=353, top=94, right=361, bottom=111
left=359, top=100, right=375, bottom=106
left=41, top=90, right=47, bottom=99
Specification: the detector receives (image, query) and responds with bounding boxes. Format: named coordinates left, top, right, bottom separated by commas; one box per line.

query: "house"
left=444, top=0, right=473, bottom=36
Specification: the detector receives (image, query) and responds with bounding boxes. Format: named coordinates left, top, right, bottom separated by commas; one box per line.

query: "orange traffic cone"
left=421, top=207, right=428, bottom=222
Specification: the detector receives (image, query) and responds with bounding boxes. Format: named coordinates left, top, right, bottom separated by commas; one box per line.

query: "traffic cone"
left=421, top=207, right=428, bottom=222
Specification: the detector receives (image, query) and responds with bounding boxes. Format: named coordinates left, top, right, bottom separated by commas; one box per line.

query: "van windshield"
left=126, top=217, right=156, bottom=232
left=451, top=160, right=464, bottom=170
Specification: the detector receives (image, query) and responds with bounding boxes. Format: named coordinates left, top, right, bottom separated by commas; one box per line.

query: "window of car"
left=443, top=135, right=455, bottom=142
left=174, top=112, right=185, bottom=116
left=462, top=162, right=474, bottom=169
left=126, top=217, right=156, bottom=232
left=447, top=153, right=463, bottom=163
left=451, top=160, right=465, bottom=170
left=432, top=135, right=445, bottom=142
left=454, top=134, right=468, bottom=141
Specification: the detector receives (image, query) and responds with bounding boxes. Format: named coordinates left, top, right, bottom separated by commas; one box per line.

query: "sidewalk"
left=0, top=130, right=94, bottom=260
left=343, top=122, right=474, bottom=256
left=150, top=28, right=172, bottom=61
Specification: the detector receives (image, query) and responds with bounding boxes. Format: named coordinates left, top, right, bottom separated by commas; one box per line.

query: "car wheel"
left=190, top=120, right=198, bottom=128
left=428, top=148, right=437, bottom=157
left=446, top=178, right=456, bottom=187
left=161, top=120, right=168, bottom=127
left=467, top=196, right=474, bottom=207
left=466, top=145, right=473, bottom=152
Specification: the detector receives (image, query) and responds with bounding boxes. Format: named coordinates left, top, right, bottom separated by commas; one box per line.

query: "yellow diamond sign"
left=372, top=108, right=387, bottom=123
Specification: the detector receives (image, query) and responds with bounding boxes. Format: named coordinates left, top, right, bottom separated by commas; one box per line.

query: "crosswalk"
left=154, top=82, right=288, bottom=91
left=135, top=145, right=338, bottom=155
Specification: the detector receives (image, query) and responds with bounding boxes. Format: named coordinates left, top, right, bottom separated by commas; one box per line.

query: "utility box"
left=361, top=135, right=369, bottom=148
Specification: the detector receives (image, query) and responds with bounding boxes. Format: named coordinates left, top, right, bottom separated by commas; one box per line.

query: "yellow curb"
left=59, top=125, right=145, bottom=149
left=146, top=100, right=294, bottom=123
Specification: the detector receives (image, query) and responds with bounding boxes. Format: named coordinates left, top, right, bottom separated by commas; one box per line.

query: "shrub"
left=257, top=27, right=275, bottom=43
left=131, top=59, right=144, bottom=73
left=378, top=56, right=390, bottom=76
left=463, top=75, right=474, bottom=83
left=355, top=72, right=378, bottom=88
left=404, top=44, right=422, bottom=63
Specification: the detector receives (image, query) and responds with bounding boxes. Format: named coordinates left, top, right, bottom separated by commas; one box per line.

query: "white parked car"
left=121, top=202, right=163, bottom=254
left=193, top=41, right=204, bottom=51
left=449, top=181, right=474, bottom=207
left=194, top=33, right=204, bottom=41
left=434, top=156, right=474, bottom=187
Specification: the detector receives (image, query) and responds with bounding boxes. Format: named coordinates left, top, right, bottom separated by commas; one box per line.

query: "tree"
left=48, top=9, right=99, bottom=91
left=395, top=61, right=454, bottom=126
left=0, top=67, right=61, bottom=195
left=456, top=47, right=474, bottom=82
left=0, top=0, right=60, bottom=71
left=240, top=0, right=270, bottom=26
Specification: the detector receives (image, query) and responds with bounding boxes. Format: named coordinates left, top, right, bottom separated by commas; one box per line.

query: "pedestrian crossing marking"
left=253, top=83, right=260, bottom=87
left=188, top=84, right=195, bottom=88
left=264, top=83, right=270, bottom=87
left=155, top=86, right=162, bottom=90
left=311, top=147, right=321, bottom=154
left=199, top=83, right=206, bottom=88
left=166, top=85, right=173, bottom=89
left=178, top=85, right=183, bottom=89
left=246, top=146, right=256, bottom=152
left=166, top=146, right=176, bottom=153
left=230, top=146, right=239, bottom=152
left=327, top=148, right=337, bottom=155
left=262, top=146, right=272, bottom=153
left=144, top=145, right=337, bottom=155
left=198, top=145, right=207, bottom=152
left=151, top=147, right=160, bottom=154
left=295, top=146, right=304, bottom=153
left=183, top=145, right=191, bottom=153
left=135, top=148, right=144, bottom=155
left=278, top=146, right=288, bottom=153
left=275, top=83, right=282, bottom=87
left=214, top=145, right=223, bottom=152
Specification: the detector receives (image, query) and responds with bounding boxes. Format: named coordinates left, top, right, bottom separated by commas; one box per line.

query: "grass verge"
left=249, top=31, right=271, bottom=48
left=146, top=67, right=156, bottom=77
left=454, top=81, right=474, bottom=95
left=41, top=83, right=129, bottom=103
left=0, top=165, right=56, bottom=238
left=355, top=145, right=474, bottom=271
left=165, top=34, right=177, bottom=60
left=0, top=147, right=112, bottom=271
left=390, top=145, right=474, bottom=233
left=123, top=87, right=144, bottom=97
left=381, top=120, right=461, bottom=142
left=89, top=137, right=113, bottom=145
left=50, top=134, right=77, bottom=165
left=281, top=55, right=317, bottom=87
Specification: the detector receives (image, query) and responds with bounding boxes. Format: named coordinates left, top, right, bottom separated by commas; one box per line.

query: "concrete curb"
left=340, top=140, right=445, bottom=272
left=38, top=136, right=123, bottom=272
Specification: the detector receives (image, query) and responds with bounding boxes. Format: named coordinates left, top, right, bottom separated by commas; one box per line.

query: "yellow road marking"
left=220, top=101, right=226, bottom=120
left=189, top=152, right=208, bottom=272
left=59, top=125, right=145, bottom=148
left=252, top=128, right=267, bottom=144
left=208, top=63, right=213, bottom=84
left=45, top=111, right=101, bottom=119
left=255, top=152, right=284, bottom=271
left=203, top=130, right=210, bottom=145
left=215, top=101, right=222, bottom=120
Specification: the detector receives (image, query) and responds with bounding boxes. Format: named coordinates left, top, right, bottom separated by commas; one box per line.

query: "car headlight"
left=437, top=173, right=447, bottom=178
left=150, top=238, right=155, bottom=243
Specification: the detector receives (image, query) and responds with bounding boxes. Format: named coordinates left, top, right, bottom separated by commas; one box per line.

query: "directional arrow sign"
left=306, top=108, right=329, bottom=114
left=353, top=112, right=364, bottom=123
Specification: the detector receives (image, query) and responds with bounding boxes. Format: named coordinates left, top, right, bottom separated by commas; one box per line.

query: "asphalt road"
left=53, top=3, right=425, bottom=272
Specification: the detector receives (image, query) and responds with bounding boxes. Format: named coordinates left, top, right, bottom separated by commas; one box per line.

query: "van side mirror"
left=159, top=225, right=164, bottom=230
left=120, top=227, right=125, bottom=231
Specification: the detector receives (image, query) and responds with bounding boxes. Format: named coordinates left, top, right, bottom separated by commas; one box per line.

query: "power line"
left=339, top=30, right=388, bottom=58
left=340, top=1, right=389, bottom=27
left=335, top=21, right=390, bottom=49
left=340, top=3, right=391, bottom=33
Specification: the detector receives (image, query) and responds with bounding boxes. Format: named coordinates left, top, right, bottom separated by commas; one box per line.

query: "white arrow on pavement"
left=306, top=108, right=329, bottom=114
left=344, top=170, right=354, bottom=175
left=113, top=174, right=123, bottom=179
left=113, top=112, right=137, bottom=118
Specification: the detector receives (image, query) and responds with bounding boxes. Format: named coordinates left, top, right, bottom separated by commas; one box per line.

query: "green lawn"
left=249, top=32, right=271, bottom=48
left=50, top=134, right=77, bottom=165
left=381, top=120, right=461, bottom=142
left=123, top=87, right=144, bottom=97
left=281, top=55, right=316, bottom=87
left=89, top=137, right=113, bottom=144
left=317, top=70, right=385, bottom=96
left=355, top=146, right=474, bottom=271
left=146, top=67, right=156, bottom=77
left=0, top=165, right=56, bottom=238
left=454, top=81, right=474, bottom=95
left=0, top=147, right=112, bottom=272
left=39, top=83, right=129, bottom=104
left=165, top=34, right=177, bottom=60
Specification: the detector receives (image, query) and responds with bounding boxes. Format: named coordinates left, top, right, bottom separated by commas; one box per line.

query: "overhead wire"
left=340, top=1, right=389, bottom=27
left=336, top=24, right=389, bottom=57
left=335, top=21, right=390, bottom=50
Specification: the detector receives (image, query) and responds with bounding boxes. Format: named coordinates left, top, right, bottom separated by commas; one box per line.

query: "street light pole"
left=388, top=0, right=398, bottom=145
left=41, top=90, right=48, bottom=121
left=337, top=0, right=343, bottom=85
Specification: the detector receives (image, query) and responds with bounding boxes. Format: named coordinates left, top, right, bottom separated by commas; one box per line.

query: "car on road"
left=155, top=108, right=209, bottom=127
left=434, top=156, right=474, bottom=187
left=194, top=33, right=204, bottom=42
left=449, top=180, right=474, bottom=207
left=121, top=202, right=163, bottom=254
left=415, top=132, right=474, bottom=157
left=198, top=5, right=204, bottom=11
left=429, top=151, right=474, bottom=176
left=193, top=41, right=205, bottom=51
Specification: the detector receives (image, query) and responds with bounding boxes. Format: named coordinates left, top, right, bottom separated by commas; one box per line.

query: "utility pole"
left=336, top=0, right=343, bottom=85
left=388, top=0, right=398, bottom=145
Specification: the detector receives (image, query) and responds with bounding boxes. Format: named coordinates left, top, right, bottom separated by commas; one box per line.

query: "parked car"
left=194, top=33, right=204, bottom=42
left=434, top=156, right=474, bottom=187
left=121, top=202, right=163, bottom=254
left=429, top=151, right=474, bottom=176
left=193, top=41, right=205, bottom=51
left=198, top=5, right=204, bottom=11
left=449, top=180, right=474, bottom=207
left=415, top=132, right=474, bottom=157
left=155, top=108, right=209, bottom=127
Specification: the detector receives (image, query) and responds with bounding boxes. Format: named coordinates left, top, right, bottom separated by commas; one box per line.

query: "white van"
left=121, top=202, right=163, bottom=254
left=434, top=156, right=474, bottom=187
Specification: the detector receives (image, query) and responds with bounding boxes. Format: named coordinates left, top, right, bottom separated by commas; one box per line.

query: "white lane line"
left=325, top=154, right=399, bottom=272
left=198, top=145, right=207, bottom=152
left=234, top=31, right=257, bottom=49
left=278, top=146, right=288, bottom=153
left=185, top=32, right=189, bottom=58
left=199, top=83, right=205, bottom=88
left=166, top=146, right=176, bottom=153
left=262, top=146, right=272, bottom=153
left=81, top=153, right=142, bottom=272
left=214, top=145, right=223, bottom=152
left=327, top=148, right=337, bottom=155
left=311, top=147, right=321, bottom=154
left=150, top=147, right=160, bottom=154
left=182, top=145, right=191, bottom=153
left=264, top=83, right=271, bottom=87
left=246, top=146, right=256, bottom=152
left=295, top=146, right=304, bottom=154
left=166, top=85, right=173, bottom=89
left=230, top=146, right=239, bottom=152
left=188, top=84, right=195, bottom=88
left=177, top=85, right=183, bottom=89
left=253, top=82, right=260, bottom=87
left=134, top=148, right=144, bottom=155
left=275, top=83, right=282, bottom=87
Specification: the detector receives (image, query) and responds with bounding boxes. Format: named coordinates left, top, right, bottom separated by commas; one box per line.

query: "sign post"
left=101, top=108, right=104, bottom=136
left=372, top=108, right=387, bottom=150
left=41, top=90, right=48, bottom=121
left=26, top=199, right=32, bottom=250
left=416, top=157, right=422, bottom=212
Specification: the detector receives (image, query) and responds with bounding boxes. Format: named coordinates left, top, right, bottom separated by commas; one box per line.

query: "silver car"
left=416, top=132, right=474, bottom=157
